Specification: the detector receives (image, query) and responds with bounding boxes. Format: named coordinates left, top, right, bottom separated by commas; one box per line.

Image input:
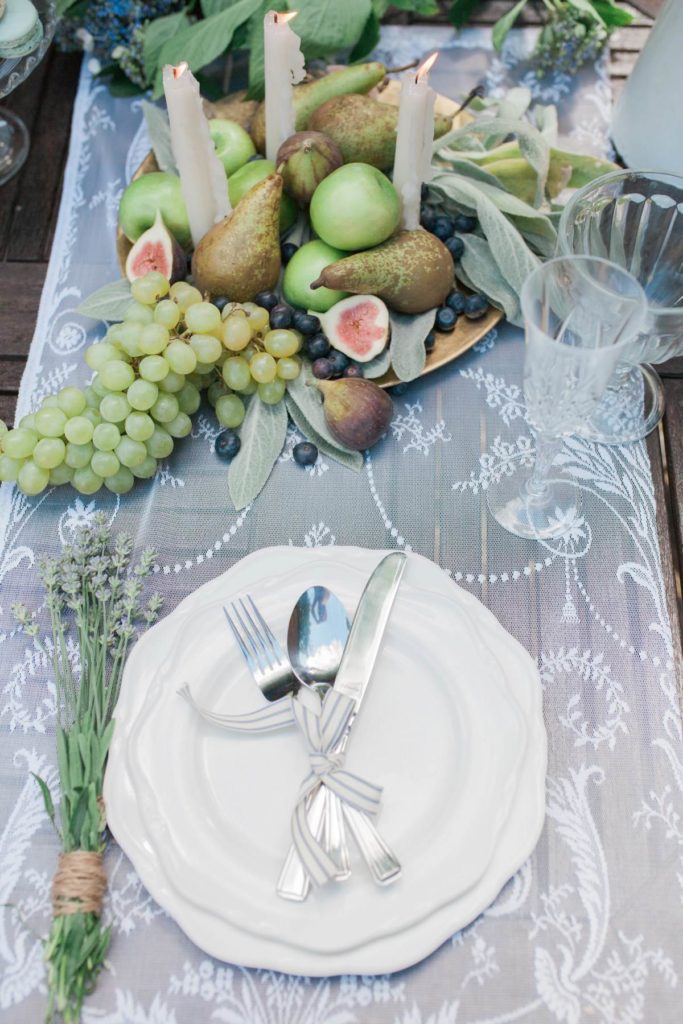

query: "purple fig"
left=276, top=131, right=343, bottom=207
left=125, top=210, right=186, bottom=283
left=315, top=377, right=393, bottom=450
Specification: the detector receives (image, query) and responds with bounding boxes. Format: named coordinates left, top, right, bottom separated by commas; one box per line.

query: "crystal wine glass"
left=486, top=256, right=647, bottom=540
left=557, top=169, right=683, bottom=444
left=0, top=0, right=56, bottom=186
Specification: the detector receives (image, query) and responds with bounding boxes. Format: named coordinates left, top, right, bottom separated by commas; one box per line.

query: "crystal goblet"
left=0, top=0, right=56, bottom=186
left=557, top=169, right=683, bottom=443
left=486, top=256, right=647, bottom=540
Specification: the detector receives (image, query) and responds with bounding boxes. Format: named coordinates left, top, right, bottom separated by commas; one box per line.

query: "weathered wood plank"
left=0, top=360, right=26, bottom=391
left=0, top=392, right=18, bottom=424
left=0, top=263, right=48, bottom=356
left=6, top=53, right=81, bottom=262
left=648, top=419, right=683, bottom=705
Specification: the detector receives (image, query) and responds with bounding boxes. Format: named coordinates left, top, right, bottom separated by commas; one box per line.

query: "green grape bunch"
left=0, top=272, right=303, bottom=498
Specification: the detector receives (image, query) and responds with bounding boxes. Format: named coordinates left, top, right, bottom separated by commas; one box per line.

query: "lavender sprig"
left=12, top=514, right=162, bottom=1023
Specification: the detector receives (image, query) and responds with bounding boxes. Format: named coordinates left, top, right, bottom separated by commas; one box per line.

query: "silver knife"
left=277, top=552, right=406, bottom=901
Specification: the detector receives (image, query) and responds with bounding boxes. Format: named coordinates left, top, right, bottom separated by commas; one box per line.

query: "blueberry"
left=281, top=242, right=298, bottom=264
left=293, top=311, right=321, bottom=336
left=343, top=364, right=364, bottom=378
left=269, top=303, right=293, bottom=329
left=453, top=213, right=477, bottom=233
left=464, top=293, right=488, bottom=320
left=446, top=290, right=467, bottom=315
left=213, top=296, right=230, bottom=311
left=424, top=330, right=436, bottom=353
left=293, top=441, right=318, bottom=467
left=392, top=382, right=409, bottom=396
left=420, top=182, right=430, bottom=202
left=215, top=429, right=241, bottom=460
left=254, top=290, right=279, bottom=311
left=312, top=357, right=334, bottom=380
left=433, top=216, right=455, bottom=241
left=306, top=333, right=330, bottom=359
left=435, top=306, right=457, bottom=332
left=445, top=235, right=464, bottom=261
left=420, top=205, right=436, bottom=231
left=327, top=350, right=349, bottom=377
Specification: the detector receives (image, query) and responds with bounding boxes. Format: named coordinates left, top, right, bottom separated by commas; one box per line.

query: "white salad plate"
left=105, top=547, right=547, bottom=975
left=125, top=561, right=526, bottom=952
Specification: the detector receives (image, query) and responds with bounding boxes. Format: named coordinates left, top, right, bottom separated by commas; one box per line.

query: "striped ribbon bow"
left=178, top=684, right=382, bottom=885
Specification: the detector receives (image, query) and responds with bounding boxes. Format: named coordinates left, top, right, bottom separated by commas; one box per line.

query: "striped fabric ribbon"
left=178, top=684, right=382, bottom=885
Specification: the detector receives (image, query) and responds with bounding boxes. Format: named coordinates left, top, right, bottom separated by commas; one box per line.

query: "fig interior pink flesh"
left=338, top=300, right=385, bottom=355
left=131, top=241, right=167, bottom=275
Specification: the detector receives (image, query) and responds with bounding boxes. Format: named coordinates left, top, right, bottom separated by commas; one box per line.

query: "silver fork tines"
left=224, top=598, right=296, bottom=703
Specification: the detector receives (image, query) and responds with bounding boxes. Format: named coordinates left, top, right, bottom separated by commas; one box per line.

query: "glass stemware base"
left=586, top=363, right=664, bottom=445
left=0, top=108, right=29, bottom=186
left=486, top=463, right=582, bottom=540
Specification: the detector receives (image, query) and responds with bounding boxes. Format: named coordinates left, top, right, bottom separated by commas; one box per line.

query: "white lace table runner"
left=1, top=27, right=681, bottom=1024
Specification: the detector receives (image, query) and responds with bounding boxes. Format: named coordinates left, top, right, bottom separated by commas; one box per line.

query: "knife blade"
left=332, top=551, right=407, bottom=709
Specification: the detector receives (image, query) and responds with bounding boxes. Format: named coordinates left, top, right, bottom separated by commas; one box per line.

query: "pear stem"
left=454, top=84, right=486, bottom=116
left=385, top=60, right=419, bottom=74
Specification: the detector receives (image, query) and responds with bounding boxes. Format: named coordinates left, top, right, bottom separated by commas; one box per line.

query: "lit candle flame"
left=173, top=61, right=188, bottom=79
left=275, top=10, right=298, bottom=24
left=416, top=52, right=438, bottom=83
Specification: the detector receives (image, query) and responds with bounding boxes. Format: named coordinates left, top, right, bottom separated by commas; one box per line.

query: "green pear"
left=192, top=174, right=282, bottom=302
left=309, top=94, right=452, bottom=171
left=311, top=229, right=454, bottom=314
left=251, top=62, right=386, bottom=153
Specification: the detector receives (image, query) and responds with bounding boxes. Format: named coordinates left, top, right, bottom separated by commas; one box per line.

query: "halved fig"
left=317, top=294, right=389, bottom=363
left=125, top=209, right=186, bottom=283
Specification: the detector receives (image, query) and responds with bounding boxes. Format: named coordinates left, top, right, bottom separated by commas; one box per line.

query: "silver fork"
left=225, top=598, right=349, bottom=885
left=223, top=597, right=394, bottom=898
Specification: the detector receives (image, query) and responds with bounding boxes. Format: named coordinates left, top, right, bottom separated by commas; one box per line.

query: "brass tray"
left=116, top=80, right=502, bottom=389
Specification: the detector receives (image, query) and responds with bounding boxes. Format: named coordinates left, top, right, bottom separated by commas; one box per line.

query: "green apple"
left=310, top=163, right=401, bottom=251
left=283, top=239, right=349, bottom=313
left=209, top=118, right=256, bottom=176
left=228, top=158, right=297, bottom=234
left=119, top=172, right=191, bottom=249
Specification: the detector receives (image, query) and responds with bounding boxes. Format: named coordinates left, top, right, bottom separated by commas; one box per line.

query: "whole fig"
left=315, top=377, right=393, bottom=450
left=276, top=131, right=343, bottom=207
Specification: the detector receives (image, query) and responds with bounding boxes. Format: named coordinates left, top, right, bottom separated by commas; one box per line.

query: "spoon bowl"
left=287, top=586, right=350, bottom=690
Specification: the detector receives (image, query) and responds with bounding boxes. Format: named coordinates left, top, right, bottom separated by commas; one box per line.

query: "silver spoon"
left=287, top=586, right=352, bottom=879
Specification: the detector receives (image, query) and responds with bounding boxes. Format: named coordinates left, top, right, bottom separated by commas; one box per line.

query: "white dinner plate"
left=123, top=560, right=527, bottom=953
left=105, top=547, right=547, bottom=975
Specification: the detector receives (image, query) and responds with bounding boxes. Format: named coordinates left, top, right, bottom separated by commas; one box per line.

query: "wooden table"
left=1, top=4, right=681, bottom=669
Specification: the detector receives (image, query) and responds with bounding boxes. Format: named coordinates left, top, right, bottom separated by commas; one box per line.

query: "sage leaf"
left=389, top=309, right=436, bottom=382
left=286, top=371, right=362, bottom=469
left=76, top=279, right=133, bottom=322
left=435, top=117, right=550, bottom=209
left=293, top=0, right=371, bottom=57
left=534, top=104, right=558, bottom=144
left=432, top=175, right=540, bottom=304
left=285, top=396, right=362, bottom=472
left=435, top=156, right=509, bottom=190
left=497, top=87, right=531, bottom=122
left=459, top=235, right=522, bottom=325
left=228, top=397, right=288, bottom=510
left=362, top=346, right=392, bottom=380
left=141, top=101, right=176, bottom=174
left=492, top=0, right=528, bottom=51
left=153, top=0, right=262, bottom=98
left=142, top=11, right=191, bottom=85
